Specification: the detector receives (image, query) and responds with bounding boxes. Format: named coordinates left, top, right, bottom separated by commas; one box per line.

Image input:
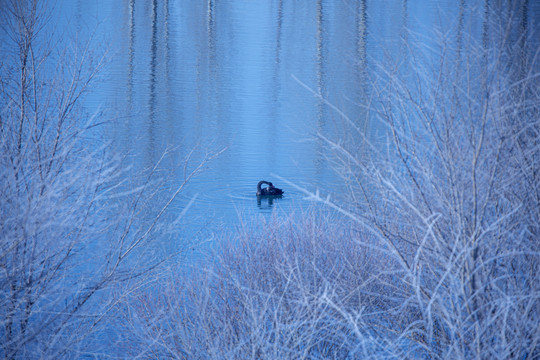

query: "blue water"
left=57, top=0, right=539, bottom=244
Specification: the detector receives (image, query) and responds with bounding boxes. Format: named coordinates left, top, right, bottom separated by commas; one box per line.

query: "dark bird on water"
left=256, top=180, right=284, bottom=196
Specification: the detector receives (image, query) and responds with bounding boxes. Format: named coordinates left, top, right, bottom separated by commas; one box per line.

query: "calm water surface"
left=63, top=1, right=538, bottom=243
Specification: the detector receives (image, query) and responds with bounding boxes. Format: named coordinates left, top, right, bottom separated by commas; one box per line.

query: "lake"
left=60, top=0, right=539, bottom=243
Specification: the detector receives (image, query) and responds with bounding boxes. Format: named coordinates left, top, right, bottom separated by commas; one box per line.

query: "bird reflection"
left=257, top=194, right=283, bottom=209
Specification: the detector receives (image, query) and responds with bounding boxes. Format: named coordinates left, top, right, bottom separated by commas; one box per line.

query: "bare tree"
left=292, top=2, right=540, bottom=358
left=0, top=1, right=215, bottom=357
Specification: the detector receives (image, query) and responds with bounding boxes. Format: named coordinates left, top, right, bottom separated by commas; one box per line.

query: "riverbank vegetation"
left=123, top=2, right=539, bottom=359
left=1, top=0, right=539, bottom=359
left=0, top=1, right=208, bottom=357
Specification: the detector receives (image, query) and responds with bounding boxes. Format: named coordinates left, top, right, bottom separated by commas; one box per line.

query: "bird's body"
left=256, top=180, right=284, bottom=196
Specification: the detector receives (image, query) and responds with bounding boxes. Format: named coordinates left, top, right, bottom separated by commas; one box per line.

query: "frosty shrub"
left=120, top=210, right=410, bottom=359
left=0, top=1, right=203, bottom=357
left=304, top=2, right=540, bottom=359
